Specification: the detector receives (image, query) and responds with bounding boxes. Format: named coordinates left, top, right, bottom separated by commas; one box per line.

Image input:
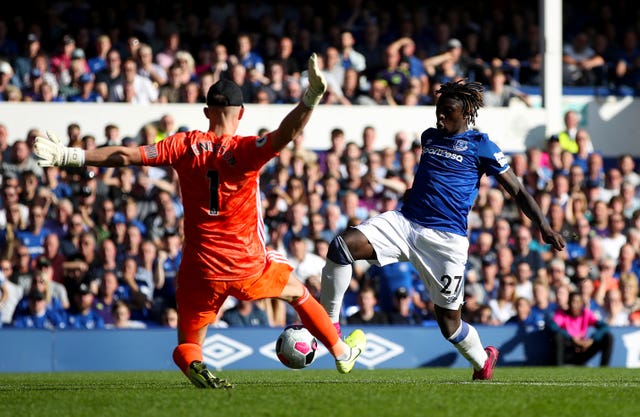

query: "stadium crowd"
left=0, top=1, right=639, bottom=335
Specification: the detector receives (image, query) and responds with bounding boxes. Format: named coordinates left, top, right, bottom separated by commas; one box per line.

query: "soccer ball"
left=275, top=325, right=318, bottom=369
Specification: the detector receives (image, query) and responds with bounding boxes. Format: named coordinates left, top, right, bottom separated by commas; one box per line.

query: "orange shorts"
left=176, top=256, right=292, bottom=337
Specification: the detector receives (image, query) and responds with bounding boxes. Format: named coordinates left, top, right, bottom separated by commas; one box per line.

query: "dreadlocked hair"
left=436, top=80, right=484, bottom=126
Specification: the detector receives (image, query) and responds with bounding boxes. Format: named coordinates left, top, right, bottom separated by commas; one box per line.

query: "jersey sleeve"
left=140, top=132, right=190, bottom=166
left=233, top=133, right=279, bottom=171
left=478, top=134, right=510, bottom=177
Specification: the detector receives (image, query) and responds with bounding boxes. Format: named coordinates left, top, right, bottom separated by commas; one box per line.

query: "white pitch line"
left=446, top=381, right=640, bottom=387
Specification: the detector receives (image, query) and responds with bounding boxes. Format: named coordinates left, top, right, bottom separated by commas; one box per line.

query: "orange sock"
left=291, top=287, right=345, bottom=357
left=172, top=343, right=203, bottom=376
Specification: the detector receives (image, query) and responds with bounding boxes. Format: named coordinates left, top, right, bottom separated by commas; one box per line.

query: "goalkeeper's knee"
left=327, top=235, right=355, bottom=266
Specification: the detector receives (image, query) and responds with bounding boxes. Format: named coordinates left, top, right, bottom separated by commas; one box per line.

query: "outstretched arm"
left=269, top=53, right=327, bottom=152
left=34, top=131, right=143, bottom=168
left=496, top=169, right=566, bottom=251
left=84, top=145, right=143, bottom=167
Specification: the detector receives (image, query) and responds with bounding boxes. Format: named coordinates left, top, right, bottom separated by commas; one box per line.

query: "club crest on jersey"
left=453, top=140, right=468, bottom=151
left=255, top=136, right=267, bottom=148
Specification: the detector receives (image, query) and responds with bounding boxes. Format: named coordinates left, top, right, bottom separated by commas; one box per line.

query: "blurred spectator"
left=110, top=299, right=146, bottom=329
left=160, top=306, right=178, bottom=328
left=601, top=212, right=627, bottom=261
left=221, top=299, right=269, bottom=327
left=505, top=297, right=538, bottom=330
left=0, top=260, right=22, bottom=326
left=346, top=285, right=389, bottom=325
left=339, top=30, right=367, bottom=89
left=288, top=235, right=325, bottom=296
left=613, top=29, right=640, bottom=92
left=488, top=274, right=517, bottom=324
left=514, top=261, right=534, bottom=302
left=15, top=205, right=51, bottom=261
left=602, top=288, right=630, bottom=326
left=155, top=30, right=181, bottom=71
left=66, top=282, right=105, bottom=330
left=87, top=34, right=112, bottom=74
left=374, top=46, right=411, bottom=104
left=49, top=35, right=76, bottom=83
left=555, top=110, right=581, bottom=154
left=235, top=33, right=265, bottom=75
left=277, top=36, right=300, bottom=79
left=11, top=288, right=66, bottom=329
left=387, top=286, right=423, bottom=325
left=617, top=154, right=640, bottom=188
left=3, top=140, right=43, bottom=177
left=13, top=34, right=42, bottom=90
left=483, top=68, right=531, bottom=107
left=562, top=32, right=606, bottom=86
left=109, top=58, right=158, bottom=104
left=67, top=72, right=102, bottom=103
left=94, top=49, right=122, bottom=101
left=93, top=270, right=119, bottom=326
left=550, top=291, right=613, bottom=366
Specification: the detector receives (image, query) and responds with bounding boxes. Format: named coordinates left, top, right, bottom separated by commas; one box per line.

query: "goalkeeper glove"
left=302, top=53, right=327, bottom=108
left=34, top=130, right=85, bottom=167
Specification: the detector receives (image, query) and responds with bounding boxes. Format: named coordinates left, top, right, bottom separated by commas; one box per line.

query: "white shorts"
left=355, top=210, right=469, bottom=310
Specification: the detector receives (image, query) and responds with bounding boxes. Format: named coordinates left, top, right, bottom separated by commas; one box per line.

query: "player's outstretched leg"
left=188, top=360, right=234, bottom=389
left=472, top=346, right=499, bottom=381
left=335, top=329, right=367, bottom=374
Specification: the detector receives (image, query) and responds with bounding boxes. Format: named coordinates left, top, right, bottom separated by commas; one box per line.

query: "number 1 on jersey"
left=207, top=170, right=220, bottom=215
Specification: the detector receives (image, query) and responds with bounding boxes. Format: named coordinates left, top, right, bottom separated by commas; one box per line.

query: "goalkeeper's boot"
left=188, top=361, right=233, bottom=389
left=335, top=329, right=366, bottom=374
left=472, top=346, right=499, bottom=381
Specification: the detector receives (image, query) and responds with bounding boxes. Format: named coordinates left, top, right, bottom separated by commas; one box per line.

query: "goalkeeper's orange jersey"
left=140, top=130, right=277, bottom=280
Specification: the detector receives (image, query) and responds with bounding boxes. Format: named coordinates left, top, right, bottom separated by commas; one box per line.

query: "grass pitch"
left=1, top=367, right=638, bottom=417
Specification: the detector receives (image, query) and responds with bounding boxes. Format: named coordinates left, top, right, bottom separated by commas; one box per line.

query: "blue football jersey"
left=400, top=128, right=510, bottom=236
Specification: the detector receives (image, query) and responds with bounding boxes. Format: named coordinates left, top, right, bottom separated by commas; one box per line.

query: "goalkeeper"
left=34, top=54, right=366, bottom=388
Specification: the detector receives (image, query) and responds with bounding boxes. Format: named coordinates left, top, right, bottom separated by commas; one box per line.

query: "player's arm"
left=269, top=53, right=327, bottom=152
left=84, top=146, right=143, bottom=167
left=33, top=130, right=143, bottom=168
left=495, top=168, right=566, bottom=251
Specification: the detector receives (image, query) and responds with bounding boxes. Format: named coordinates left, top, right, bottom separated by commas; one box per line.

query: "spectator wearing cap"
left=35, top=255, right=70, bottom=310
left=23, top=52, right=60, bottom=101
left=422, top=38, right=466, bottom=84
left=13, top=33, right=41, bottom=90
left=67, top=282, right=105, bottom=330
left=0, top=60, right=15, bottom=101
left=67, top=72, right=102, bottom=102
left=388, top=286, right=423, bottom=325
left=13, top=257, right=69, bottom=319
left=366, top=261, right=421, bottom=314
left=49, top=34, right=76, bottom=81
left=11, top=288, right=67, bottom=329
left=58, top=47, right=91, bottom=100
